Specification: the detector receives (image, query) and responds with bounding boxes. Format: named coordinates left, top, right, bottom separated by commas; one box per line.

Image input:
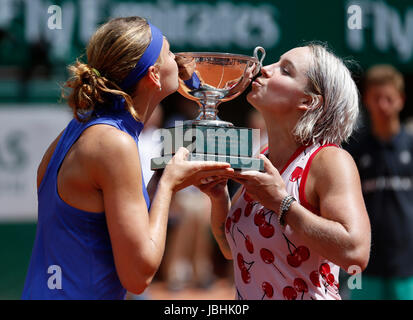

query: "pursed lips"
left=252, top=78, right=263, bottom=87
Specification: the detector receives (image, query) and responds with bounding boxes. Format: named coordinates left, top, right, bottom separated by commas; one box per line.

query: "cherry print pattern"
left=244, top=202, right=254, bottom=217
left=282, top=278, right=309, bottom=300
left=252, top=207, right=276, bottom=238
left=289, top=166, right=303, bottom=182
left=237, top=227, right=254, bottom=254
left=226, top=208, right=242, bottom=244
left=254, top=209, right=266, bottom=226
left=293, top=278, right=308, bottom=299
left=243, top=190, right=254, bottom=203
left=261, top=281, right=274, bottom=300
left=318, top=263, right=339, bottom=294
left=283, top=286, right=297, bottom=300
left=259, top=248, right=285, bottom=278
left=243, top=190, right=259, bottom=217
left=283, top=234, right=310, bottom=267
left=237, top=253, right=255, bottom=284
left=227, top=145, right=341, bottom=300
left=309, top=270, right=321, bottom=288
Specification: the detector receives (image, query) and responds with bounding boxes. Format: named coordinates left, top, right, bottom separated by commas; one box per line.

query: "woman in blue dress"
left=22, top=16, right=233, bottom=300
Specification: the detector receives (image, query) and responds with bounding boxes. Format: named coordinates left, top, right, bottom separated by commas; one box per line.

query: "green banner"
left=0, top=0, right=412, bottom=102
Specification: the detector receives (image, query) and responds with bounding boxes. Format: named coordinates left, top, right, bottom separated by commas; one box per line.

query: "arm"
left=209, top=184, right=232, bottom=260
left=231, top=148, right=371, bottom=272
left=197, top=178, right=244, bottom=260
left=146, top=170, right=162, bottom=203
left=92, top=129, right=172, bottom=294
left=284, top=147, right=371, bottom=272
left=91, top=130, right=233, bottom=294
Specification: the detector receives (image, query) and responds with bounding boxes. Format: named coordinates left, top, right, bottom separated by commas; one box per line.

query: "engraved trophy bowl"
left=175, top=46, right=266, bottom=127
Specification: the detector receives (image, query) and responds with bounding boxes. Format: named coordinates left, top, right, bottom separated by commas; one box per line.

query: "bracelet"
left=278, top=195, right=296, bottom=227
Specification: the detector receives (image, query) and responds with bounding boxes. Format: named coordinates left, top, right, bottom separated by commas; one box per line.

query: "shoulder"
left=81, top=124, right=138, bottom=159
left=312, top=146, right=357, bottom=172
left=76, top=124, right=141, bottom=178
left=310, top=146, right=359, bottom=188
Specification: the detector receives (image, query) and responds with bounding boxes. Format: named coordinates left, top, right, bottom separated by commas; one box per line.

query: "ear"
left=146, top=65, right=162, bottom=90
left=298, top=94, right=323, bottom=112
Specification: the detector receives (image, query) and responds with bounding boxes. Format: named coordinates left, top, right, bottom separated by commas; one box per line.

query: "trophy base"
left=151, top=153, right=264, bottom=171
left=150, top=123, right=264, bottom=172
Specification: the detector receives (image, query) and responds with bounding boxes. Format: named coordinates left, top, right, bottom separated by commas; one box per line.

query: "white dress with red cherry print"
left=226, top=143, right=341, bottom=300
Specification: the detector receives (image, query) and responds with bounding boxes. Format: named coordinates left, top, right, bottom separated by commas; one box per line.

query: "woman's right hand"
left=161, top=147, right=234, bottom=192
left=196, top=176, right=229, bottom=202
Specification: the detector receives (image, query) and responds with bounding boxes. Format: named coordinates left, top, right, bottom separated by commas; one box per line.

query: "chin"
left=246, top=91, right=255, bottom=104
left=246, top=92, right=260, bottom=109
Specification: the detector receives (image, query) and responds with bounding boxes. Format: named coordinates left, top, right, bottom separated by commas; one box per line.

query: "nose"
left=260, top=65, right=272, bottom=78
left=377, top=96, right=391, bottom=109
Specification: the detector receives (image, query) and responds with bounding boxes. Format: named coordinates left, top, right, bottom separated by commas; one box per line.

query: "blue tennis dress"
left=22, top=110, right=150, bottom=299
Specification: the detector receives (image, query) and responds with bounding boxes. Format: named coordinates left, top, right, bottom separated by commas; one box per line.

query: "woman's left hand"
left=230, top=154, right=289, bottom=211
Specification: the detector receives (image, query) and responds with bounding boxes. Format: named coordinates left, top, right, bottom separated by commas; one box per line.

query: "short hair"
left=364, top=64, right=405, bottom=94
left=292, top=43, right=360, bottom=146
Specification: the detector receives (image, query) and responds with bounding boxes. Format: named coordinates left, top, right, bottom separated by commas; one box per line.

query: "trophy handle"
left=253, top=46, right=266, bottom=76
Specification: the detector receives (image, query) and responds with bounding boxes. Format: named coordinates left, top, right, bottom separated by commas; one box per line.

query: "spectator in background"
left=345, top=65, right=413, bottom=300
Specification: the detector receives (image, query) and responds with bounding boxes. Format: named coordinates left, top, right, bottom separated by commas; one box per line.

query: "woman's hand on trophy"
left=229, top=155, right=289, bottom=211
left=195, top=176, right=229, bottom=201
left=161, top=147, right=234, bottom=192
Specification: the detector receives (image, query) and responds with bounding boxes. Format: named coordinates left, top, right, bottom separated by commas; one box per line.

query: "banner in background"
left=0, top=106, right=72, bottom=221
left=0, top=0, right=412, bottom=69
left=1, top=0, right=412, bottom=103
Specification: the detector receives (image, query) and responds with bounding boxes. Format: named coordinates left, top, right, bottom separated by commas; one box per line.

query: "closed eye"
left=281, top=67, right=290, bottom=75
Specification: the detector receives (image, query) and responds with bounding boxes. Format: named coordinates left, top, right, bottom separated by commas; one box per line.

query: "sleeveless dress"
left=226, top=143, right=341, bottom=300
left=22, top=110, right=150, bottom=299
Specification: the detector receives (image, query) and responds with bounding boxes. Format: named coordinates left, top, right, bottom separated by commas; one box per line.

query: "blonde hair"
left=293, top=43, right=360, bottom=146
left=62, top=16, right=160, bottom=122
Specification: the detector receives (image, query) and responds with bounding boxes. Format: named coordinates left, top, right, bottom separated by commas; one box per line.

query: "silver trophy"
left=151, top=46, right=266, bottom=171
left=176, top=46, right=266, bottom=127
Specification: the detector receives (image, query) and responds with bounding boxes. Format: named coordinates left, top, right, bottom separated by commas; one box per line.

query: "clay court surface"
left=129, top=279, right=235, bottom=300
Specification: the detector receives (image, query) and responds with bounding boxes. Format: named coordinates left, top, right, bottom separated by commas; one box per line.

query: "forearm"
left=210, top=195, right=233, bottom=260
left=147, top=170, right=162, bottom=203
left=284, top=202, right=366, bottom=271
left=145, top=180, right=174, bottom=270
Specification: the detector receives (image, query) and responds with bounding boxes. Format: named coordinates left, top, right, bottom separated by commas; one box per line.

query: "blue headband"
left=120, top=22, right=164, bottom=90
